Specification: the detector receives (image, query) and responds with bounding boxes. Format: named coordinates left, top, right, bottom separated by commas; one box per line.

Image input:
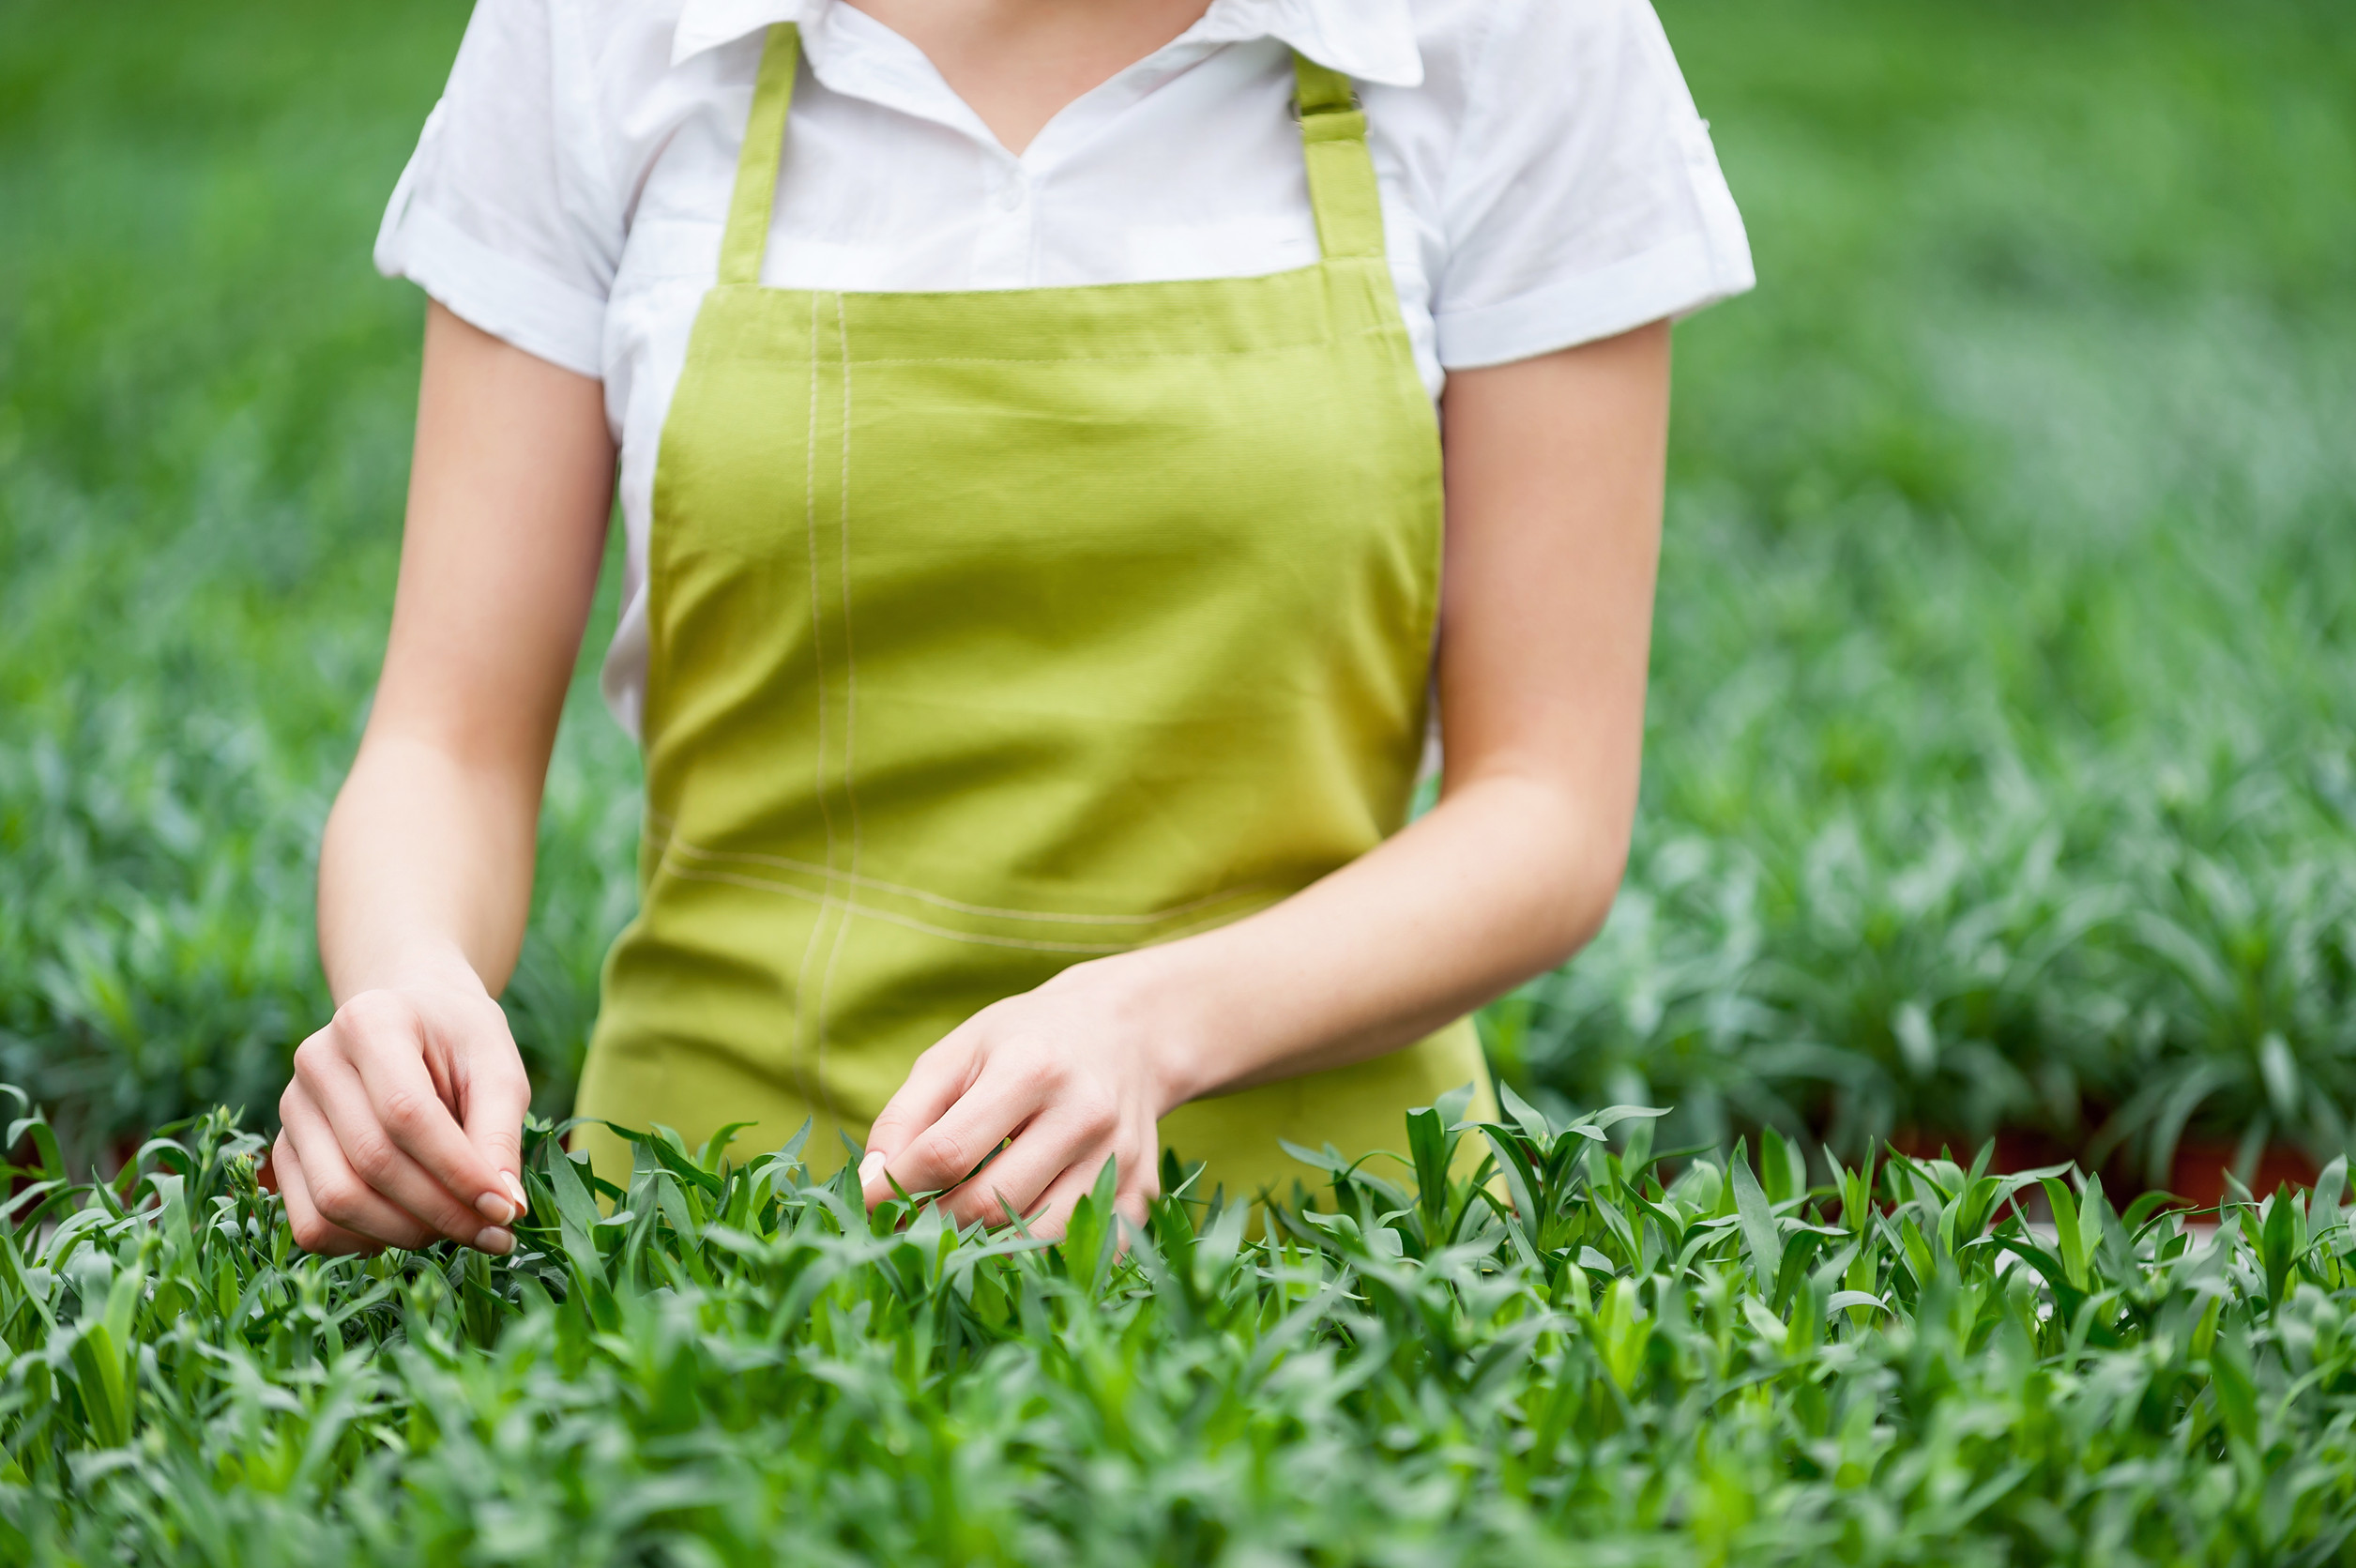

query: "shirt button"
left=995, top=176, right=1027, bottom=212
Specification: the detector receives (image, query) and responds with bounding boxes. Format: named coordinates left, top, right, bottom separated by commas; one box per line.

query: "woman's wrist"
left=1051, top=938, right=1267, bottom=1115
left=327, top=937, right=493, bottom=1009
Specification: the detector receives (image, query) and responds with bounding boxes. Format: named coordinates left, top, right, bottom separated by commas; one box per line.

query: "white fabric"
left=374, top=0, right=1755, bottom=737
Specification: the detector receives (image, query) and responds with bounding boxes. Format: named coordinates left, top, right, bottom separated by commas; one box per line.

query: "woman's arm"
left=266, top=301, right=613, bottom=1256
left=859, top=319, right=1671, bottom=1231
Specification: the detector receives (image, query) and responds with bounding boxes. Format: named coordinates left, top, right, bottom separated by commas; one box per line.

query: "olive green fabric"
left=577, top=24, right=1494, bottom=1201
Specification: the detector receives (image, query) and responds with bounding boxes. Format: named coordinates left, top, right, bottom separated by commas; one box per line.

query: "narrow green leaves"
left=0, top=1085, right=2353, bottom=1565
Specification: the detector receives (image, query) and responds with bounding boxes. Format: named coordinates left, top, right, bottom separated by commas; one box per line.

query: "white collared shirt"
left=374, top=0, right=1754, bottom=736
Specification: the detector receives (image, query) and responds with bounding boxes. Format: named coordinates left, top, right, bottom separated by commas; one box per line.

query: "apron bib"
left=577, top=25, right=1494, bottom=1198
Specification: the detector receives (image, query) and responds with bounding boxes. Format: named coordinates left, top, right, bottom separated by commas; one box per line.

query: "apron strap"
left=720, top=28, right=1382, bottom=282
left=1292, top=53, right=1386, bottom=262
left=720, top=23, right=803, bottom=286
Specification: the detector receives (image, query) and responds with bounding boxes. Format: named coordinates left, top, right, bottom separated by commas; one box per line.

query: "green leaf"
left=541, top=1145, right=616, bottom=1324
left=1404, top=1104, right=1452, bottom=1242
left=2257, top=1032, right=2301, bottom=1122
left=1590, top=1276, right=1651, bottom=1392
left=1496, top=1081, right=1554, bottom=1144
left=1583, top=1106, right=1670, bottom=1134
left=1055, top=1155, right=1120, bottom=1295
left=2210, top=1331, right=2258, bottom=1448
left=695, top=1120, right=756, bottom=1173
left=68, top=1321, right=130, bottom=1448
left=1433, top=1081, right=1477, bottom=1130
left=2261, top=1183, right=2300, bottom=1309
left=1730, top=1151, right=1785, bottom=1289
left=1771, top=1228, right=1831, bottom=1314
left=1276, top=1138, right=1351, bottom=1176
left=1479, top=1128, right=1542, bottom=1226
left=2040, top=1178, right=2089, bottom=1292
left=544, top=1143, right=603, bottom=1234
left=1760, top=1126, right=1794, bottom=1205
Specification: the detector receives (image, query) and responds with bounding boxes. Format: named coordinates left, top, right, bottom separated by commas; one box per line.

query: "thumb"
left=460, top=1049, right=534, bottom=1218
left=859, top=1040, right=970, bottom=1204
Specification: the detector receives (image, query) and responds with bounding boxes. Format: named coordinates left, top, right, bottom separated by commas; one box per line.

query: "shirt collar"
left=670, top=0, right=1422, bottom=88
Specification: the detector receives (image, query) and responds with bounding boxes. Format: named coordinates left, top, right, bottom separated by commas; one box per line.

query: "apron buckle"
left=1290, top=88, right=1364, bottom=124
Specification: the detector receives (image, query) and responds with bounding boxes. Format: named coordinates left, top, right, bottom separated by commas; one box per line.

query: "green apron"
left=575, top=24, right=1494, bottom=1199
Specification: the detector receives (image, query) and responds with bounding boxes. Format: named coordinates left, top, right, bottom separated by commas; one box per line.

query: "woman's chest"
left=597, top=33, right=1449, bottom=431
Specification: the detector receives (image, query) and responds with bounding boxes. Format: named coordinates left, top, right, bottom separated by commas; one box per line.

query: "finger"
left=317, top=1014, right=522, bottom=1227
left=1112, top=1146, right=1159, bottom=1236
left=1018, top=1150, right=1132, bottom=1243
left=271, top=1130, right=384, bottom=1256
left=281, top=1089, right=446, bottom=1251
left=1026, top=1146, right=1154, bottom=1244
left=858, top=1040, right=978, bottom=1202
left=941, top=1113, right=1106, bottom=1228
left=456, top=1045, right=533, bottom=1219
left=300, top=1051, right=513, bottom=1247
left=871, top=1065, right=1044, bottom=1203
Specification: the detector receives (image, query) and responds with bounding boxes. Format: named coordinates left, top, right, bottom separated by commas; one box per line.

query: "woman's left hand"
left=856, top=957, right=1187, bottom=1236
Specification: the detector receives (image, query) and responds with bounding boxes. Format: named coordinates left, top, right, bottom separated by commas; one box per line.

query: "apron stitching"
left=642, top=823, right=1271, bottom=926
left=788, top=286, right=836, bottom=1116
left=813, top=325, right=1397, bottom=370
left=813, top=292, right=859, bottom=1124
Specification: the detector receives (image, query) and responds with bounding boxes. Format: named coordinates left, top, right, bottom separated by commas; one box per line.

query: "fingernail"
left=475, top=1192, right=516, bottom=1226
left=859, top=1150, right=887, bottom=1187
left=502, top=1171, right=529, bottom=1214
left=475, top=1225, right=515, bottom=1256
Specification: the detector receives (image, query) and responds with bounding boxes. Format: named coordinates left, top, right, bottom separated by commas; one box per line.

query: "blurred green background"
left=2, top=0, right=2351, bottom=1180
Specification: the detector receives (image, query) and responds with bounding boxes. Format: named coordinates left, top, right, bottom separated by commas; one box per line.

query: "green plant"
left=5, top=1083, right=2356, bottom=1563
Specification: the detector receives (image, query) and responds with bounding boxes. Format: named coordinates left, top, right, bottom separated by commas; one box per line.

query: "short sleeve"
left=372, top=0, right=619, bottom=377
left=1433, top=0, right=1754, bottom=370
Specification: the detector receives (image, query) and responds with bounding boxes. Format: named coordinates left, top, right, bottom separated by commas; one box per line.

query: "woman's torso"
left=575, top=24, right=1483, bottom=1195
left=374, top=0, right=1753, bottom=739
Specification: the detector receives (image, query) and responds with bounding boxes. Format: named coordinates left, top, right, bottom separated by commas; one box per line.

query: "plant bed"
left=4, top=1087, right=2356, bottom=1564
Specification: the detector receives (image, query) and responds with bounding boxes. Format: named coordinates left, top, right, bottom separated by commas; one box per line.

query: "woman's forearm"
left=317, top=734, right=544, bottom=1003
left=314, top=300, right=614, bottom=1008
left=1122, top=769, right=1626, bottom=1105
left=1087, top=323, right=1670, bottom=1111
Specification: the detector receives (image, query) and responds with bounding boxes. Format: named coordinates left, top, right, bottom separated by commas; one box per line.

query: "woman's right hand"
left=263, top=978, right=534, bottom=1256
left=276, top=304, right=612, bottom=1258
